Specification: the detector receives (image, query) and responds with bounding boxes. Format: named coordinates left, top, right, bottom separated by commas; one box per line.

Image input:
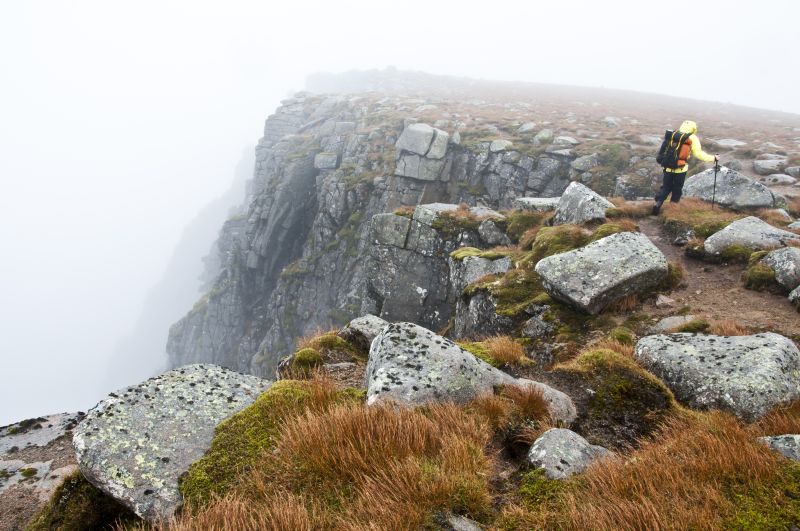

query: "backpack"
left=656, top=130, right=693, bottom=169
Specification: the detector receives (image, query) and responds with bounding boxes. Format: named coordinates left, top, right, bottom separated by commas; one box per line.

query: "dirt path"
left=638, top=217, right=800, bottom=338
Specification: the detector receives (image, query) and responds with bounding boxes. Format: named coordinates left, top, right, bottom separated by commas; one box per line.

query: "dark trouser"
left=654, top=170, right=687, bottom=205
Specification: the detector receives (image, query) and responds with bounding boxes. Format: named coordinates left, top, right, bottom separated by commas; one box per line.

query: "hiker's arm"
left=690, top=135, right=716, bottom=163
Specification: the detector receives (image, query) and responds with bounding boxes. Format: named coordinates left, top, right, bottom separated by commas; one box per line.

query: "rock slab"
left=338, top=314, right=389, bottom=352
left=527, top=428, right=611, bottom=480
left=365, top=322, right=576, bottom=424
left=703, top=216, right=800, bottom=256
left=683, top=167, right=780, bottom=209
left=535, top=232, right=668, bottom=314
left=552, top=181, right=614, bottom=225
left=759, top=435, right=800, bottom=461
left=635, top=333, right=800, bottom=421
left=73, top=364, right=271, bottom=522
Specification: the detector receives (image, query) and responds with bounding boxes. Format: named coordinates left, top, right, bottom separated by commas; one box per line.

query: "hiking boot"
left=651, top=203, right=661, bottom=215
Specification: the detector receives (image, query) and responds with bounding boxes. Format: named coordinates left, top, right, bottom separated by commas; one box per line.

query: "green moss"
left=20, top=467, right=37, bottom=478
left=457, top=341, right=499, bottom=367
left=675, top=319, right=710, bottom=333
left=505, top=211, right=546, bottom=242
left=524, top=225, right=590, bottom=265
left=27, top=472, right=138, bottom=530
left=518, top=469, right=565, bottom=508
left=743, top=263, right=778, bottom=292
left=180, top=381, right=363, bottom=505
left=554, top=349, right=675, bottom=447
left=720, top=244, right=755, bottom=263
left=450, top=247, right=512, bottom=261
left=608, top=326, right=634, bottom=346
left=291, top=348, right=323, bottom=375
left=722, top=464, right=800, bottom=530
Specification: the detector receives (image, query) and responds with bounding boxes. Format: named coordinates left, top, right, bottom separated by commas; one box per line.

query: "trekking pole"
left=711, top=159, right=719, bottom=210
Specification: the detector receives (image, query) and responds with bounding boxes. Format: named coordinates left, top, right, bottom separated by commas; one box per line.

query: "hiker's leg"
left=654, top=171, right=673, bottom=203
left=670, top=173, right=687, bottom=202
left=653, top=171, right=673, bottom=213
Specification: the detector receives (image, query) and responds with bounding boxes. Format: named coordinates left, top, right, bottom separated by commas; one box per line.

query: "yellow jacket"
left=666, top=120, right=716, bottom=173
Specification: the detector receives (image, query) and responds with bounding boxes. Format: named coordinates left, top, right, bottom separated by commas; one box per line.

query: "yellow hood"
left=679, top=120, right=698, bottom=134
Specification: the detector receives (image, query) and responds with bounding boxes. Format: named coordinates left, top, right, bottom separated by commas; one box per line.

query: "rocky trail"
left=638, top=216, right=800, bottom=338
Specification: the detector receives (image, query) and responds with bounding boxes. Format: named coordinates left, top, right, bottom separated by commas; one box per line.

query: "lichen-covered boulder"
left=338, top=314, right=389, bottom=352
left=535, top=232, right=668, bottom=314
left=634, top=333, right=800, bottom=421
left=754, top=158, right=787, bottom=175
left=365, top=322, right=576, bottom=424
left=527, top=428, right=611, bottom=480
left=761, top=247, right=800, bottom=291
left=683, top=167, right=781, bottom=209
left=73, top=364, right=271, bottom=522
left=449, top=254, right=512, bottom=293
left=552, top=181, right=614, bottom=225
left=759, top=435, right=800, bottom=461
left=513, top=197, right=560, bottom=213
left=703, top=216, right=800, bottom=256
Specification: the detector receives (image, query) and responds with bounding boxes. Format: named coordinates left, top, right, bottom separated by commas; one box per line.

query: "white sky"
left=1, top=0, right=798, bottom=425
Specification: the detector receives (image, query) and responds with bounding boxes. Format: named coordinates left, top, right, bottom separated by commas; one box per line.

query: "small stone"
left=527, top=428, right=611, bottom=480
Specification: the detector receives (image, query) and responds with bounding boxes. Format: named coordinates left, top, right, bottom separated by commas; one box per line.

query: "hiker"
left=652, top=120, right=719, bottom=214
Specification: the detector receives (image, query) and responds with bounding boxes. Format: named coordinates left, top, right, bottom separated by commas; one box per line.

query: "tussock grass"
left=660, top=198, right=742, bottom=238
left=496, top=411, right=800, bottom=530
left=709, top=319, right=751, bottom=336
left=482, top=335, right=528, bottom=366
left=175, top=401, right=494, bottom=531
left=755, top=400, right=800, bottom=436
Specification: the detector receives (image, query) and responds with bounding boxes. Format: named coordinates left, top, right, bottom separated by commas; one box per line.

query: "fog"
left=1, top=0, right=797, bottom=425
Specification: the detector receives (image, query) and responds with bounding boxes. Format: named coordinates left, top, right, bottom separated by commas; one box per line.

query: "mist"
left=1, top=0, right=798, bottom=425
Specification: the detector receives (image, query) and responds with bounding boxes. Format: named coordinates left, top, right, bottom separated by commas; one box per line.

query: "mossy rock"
left=720, top=244, right=756, bottom=264
left=180, top=380, right=363, bottom=505
left=743, top=262, right=779, bottom=292
left=524, top=225, right=590, bottom=264
left=450, top=247, right=512, bottom=261
left=504, top=211, right=546, bottom=243
left=552, top=349, right=676, bottom=448
left=27, top=472, right=138, bottom=530
left=290, top=348, right=323, bottom=376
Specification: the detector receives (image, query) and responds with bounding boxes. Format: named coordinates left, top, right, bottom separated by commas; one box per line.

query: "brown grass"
left=607, top=198, right=653, bottom=218
left=482, top=335, right=527, bottom=365
left=607, top=294, right=639, bottom=313
left=169, top=402, right=494, bottom=531
left=708, top=319, right=751, bottom=336
left=785, top=195, right=800, bottom=218
left=659, top=198, right=742, bottom=238
left=592, top=338, right=634, bottom=358
left=756, top=208, right=791, bottom=227
left=754, top=400, right=800, bottom=436
left=296, top=327, right=340, bottom=351
left=499, top=411, right=796, bottom=530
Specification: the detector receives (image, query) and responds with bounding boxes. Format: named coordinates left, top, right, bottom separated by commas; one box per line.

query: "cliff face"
left=166, top=89, right=660, bottom=375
